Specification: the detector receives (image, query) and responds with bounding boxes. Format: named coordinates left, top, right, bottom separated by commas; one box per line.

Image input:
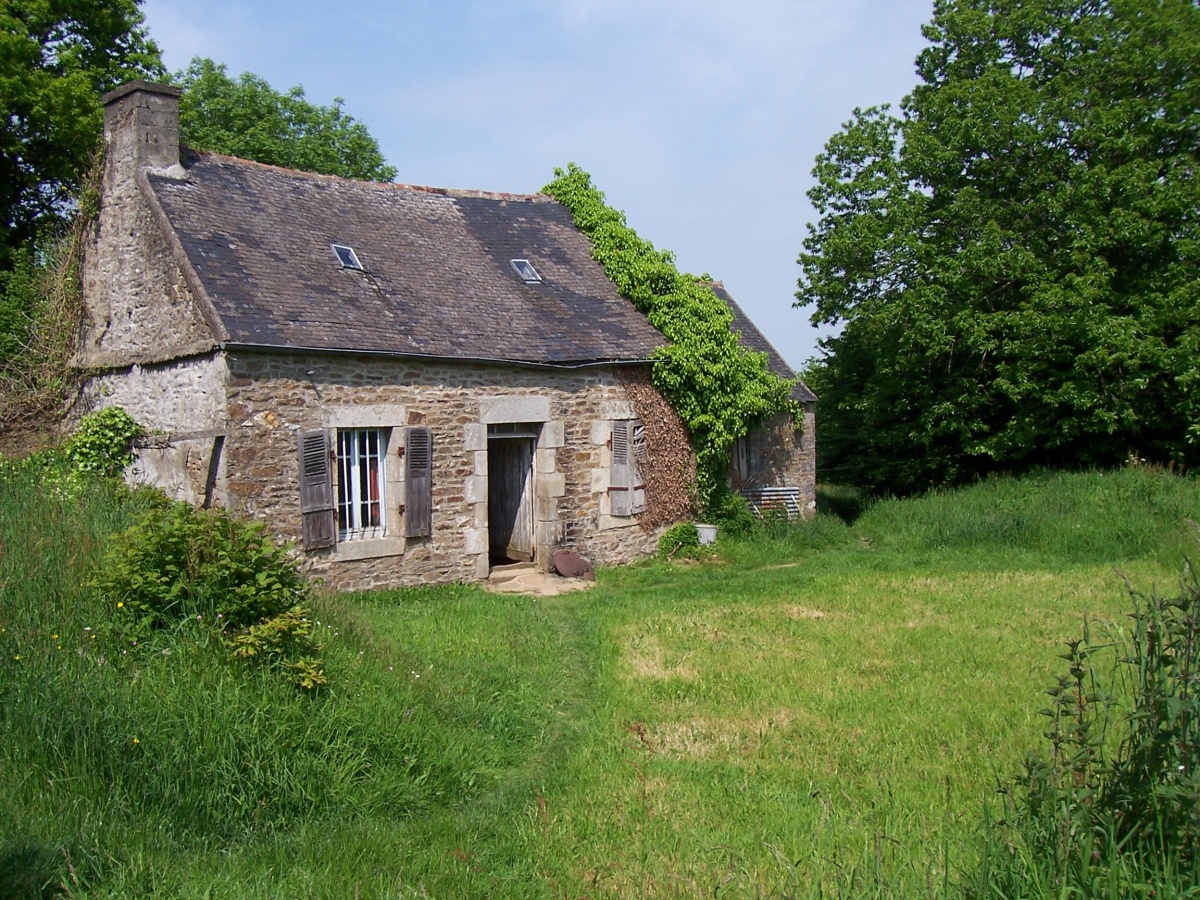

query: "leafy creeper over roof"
left=544, top=163, right=798, bottom=510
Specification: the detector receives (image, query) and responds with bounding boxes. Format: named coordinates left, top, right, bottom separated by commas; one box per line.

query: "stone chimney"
left=101, top=80, right=182, bottom=173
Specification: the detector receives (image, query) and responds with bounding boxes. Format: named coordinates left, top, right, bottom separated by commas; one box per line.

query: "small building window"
left=332, top=244, right=363, bottom=270
left=337, top=428, right=386, bottom=540
left=510, top=259, right=541, bottom=283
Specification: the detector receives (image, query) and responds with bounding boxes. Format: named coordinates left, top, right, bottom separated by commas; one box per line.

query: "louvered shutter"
left=298, top=430, right=335, bottom=550
left=609, top=420, right=632, bottom=516
left=405, top=426, right=432, bottom=537
left=630, top=419, right=647, bottom=515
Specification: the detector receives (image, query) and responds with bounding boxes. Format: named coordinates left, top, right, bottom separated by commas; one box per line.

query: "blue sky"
left=140, top=0, right=934, bottom=368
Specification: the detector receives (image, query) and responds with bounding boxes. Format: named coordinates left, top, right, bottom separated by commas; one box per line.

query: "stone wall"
left=731, top=401, right=818, bottom=518
left=221, top=352, right=688, bottom=592
left=79, top=353, right=229, bottom=505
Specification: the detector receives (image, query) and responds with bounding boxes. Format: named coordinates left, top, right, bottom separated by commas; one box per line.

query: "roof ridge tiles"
left=184, top=149, right=550, bottom=201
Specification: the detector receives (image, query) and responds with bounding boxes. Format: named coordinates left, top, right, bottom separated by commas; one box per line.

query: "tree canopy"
left=0, top=0, right=162, bottom=264
left=176, top=59, right=398, bottom=182
left=797, top=0, right=1200, bottom=494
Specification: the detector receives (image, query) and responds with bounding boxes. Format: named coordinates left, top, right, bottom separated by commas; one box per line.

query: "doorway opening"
left=487, top=423, right=539, bottom=565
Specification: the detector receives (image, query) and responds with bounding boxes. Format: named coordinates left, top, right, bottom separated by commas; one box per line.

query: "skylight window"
left=332, top=244, right=363, bottom=270
left=510, top=259, right=541, bottom=283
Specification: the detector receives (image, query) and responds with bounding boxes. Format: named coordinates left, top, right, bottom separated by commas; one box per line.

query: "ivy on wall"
left=543, top=163, right=797, bottom=510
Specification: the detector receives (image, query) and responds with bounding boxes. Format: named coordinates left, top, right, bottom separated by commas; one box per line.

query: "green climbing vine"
left=543, top=163, right=797, bottom=511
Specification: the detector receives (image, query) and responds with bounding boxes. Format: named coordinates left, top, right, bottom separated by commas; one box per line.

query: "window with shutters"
left=336, top=428, right=387, bottom=540
left=298, top=414, right=409, bottom=558
left=609, top=418, right=646, bottom=517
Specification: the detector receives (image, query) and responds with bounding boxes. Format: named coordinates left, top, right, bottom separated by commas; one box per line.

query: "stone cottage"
left=78, top=80, right=815, bottom=590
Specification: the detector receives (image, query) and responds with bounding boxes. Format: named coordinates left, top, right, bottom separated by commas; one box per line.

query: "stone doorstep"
left=485, top=562, right=594, bottom=597
left=487, top=561, right=538, bottom=585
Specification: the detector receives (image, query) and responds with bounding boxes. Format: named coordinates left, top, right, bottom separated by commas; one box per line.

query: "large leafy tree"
left=798, top=0, right=1200, bottom=494
left=177, top=59, right=398, bottom=182
left=0, top=0, right=163, bottom=264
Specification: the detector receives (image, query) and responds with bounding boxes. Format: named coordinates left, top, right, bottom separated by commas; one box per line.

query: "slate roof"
left=711, top=283, right=818, bottom=403
left=145, top=151, right=666, bottom=366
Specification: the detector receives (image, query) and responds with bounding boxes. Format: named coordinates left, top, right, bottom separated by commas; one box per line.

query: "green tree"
left=0, top=0, right=163, bottom=265
left=176, top=58, right=398, bottom=182
left=798, top=0, right=1200, bottom=494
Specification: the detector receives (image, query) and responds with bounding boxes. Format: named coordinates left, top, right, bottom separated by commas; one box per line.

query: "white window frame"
left=336, top=428, right=387, bottom=541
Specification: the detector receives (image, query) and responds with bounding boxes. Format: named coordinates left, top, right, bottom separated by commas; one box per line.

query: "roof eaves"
left=217, top=341, right=656, bottom=371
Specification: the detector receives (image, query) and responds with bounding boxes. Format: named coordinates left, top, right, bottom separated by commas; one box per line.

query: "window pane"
left=336, top=428, right=387, bottom=540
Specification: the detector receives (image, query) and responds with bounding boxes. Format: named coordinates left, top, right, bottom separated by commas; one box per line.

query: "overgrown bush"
left=658, top=521, right=700, bottom=557
left=92, top=502, right=325, bottom=689
left=0, top=155, right=100, bottom=429
left=963, top=553, right=1200, bottom=895
left=705, top=486, right=758, bottom=537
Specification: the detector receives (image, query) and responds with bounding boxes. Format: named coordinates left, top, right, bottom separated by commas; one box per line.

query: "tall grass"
left=857, top=466, right=1199, bottom=566
left=0, top=469, right=572, bottom=895
left=2, top=465, right=1198, bottom=896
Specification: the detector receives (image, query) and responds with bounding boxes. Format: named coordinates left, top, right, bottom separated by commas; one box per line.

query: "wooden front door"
left=488, top=436, right=535, bottom=562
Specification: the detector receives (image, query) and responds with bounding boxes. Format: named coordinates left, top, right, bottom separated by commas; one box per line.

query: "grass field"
left=2, top=466, right=1198, bottom=897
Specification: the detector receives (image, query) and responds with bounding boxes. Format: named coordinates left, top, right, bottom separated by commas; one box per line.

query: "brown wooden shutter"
left=609, top=420, right=632, bottom=516
left=630, top=419, right=647, bottom=515
left=405, top=426, right=432, bottom=537
left=298, top=430, right=335, bottom=550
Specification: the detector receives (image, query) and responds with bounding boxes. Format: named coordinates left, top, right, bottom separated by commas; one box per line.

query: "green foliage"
left=0, top=249, right=37, bottom=367
left=798, top=0, right=1200, bottom=495
left=176, top=58, right=398, bottom=182
left=63, top=406, right=142, bottom=478
left=705, top=484, right=760, bottom=536
left=815, top=483, right=869, bottom=524
left=657, top=521, right=700, bottom=556
left=963, top=560, right=1200, bottom=895
left=857, top=465, right=1200, bottom=567
left=226, top=608, right=328, bottom=691
left=91, top=500, right=325, bottom=689
left=4, top=463, right=1200, bottom=894
left=1, top=407, right=142, bottom=496
left=544, top=163, right=797, bottom=511
left=0, top=0, right=163, bottom=264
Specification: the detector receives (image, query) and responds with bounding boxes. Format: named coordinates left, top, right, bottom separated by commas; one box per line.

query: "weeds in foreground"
left=963, top=551, right=1200, bottom=896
